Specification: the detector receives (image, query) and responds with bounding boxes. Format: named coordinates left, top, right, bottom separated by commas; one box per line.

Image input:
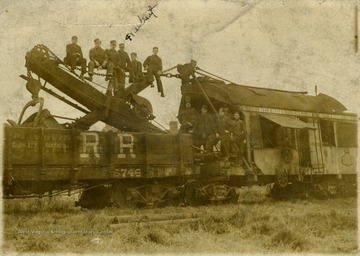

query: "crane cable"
left=151, top=119, right=171, bottom=133
left=195, top=67, right=238, bottom=85
left=192, top=74, right=219, bottom=117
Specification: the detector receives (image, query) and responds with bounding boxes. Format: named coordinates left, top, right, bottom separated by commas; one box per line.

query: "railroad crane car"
left=2, top=45, right=357, bottom=208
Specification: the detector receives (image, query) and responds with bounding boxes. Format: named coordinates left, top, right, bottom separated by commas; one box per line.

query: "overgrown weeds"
left=2, top=194, right=357, bottom=254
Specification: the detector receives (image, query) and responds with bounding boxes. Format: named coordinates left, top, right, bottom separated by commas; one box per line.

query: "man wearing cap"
left=128, top=52, right=143, bottom=83
left=193, top=105, right=214, bottom=148
left=178, top=101, right=199, bottom=133
left=118, top=43, right=130, bottom=87
left=106, top=40, right=119, bottom=67
left=143, top=47, right=164, bottom=97
left=88, top=38, right=114, bottom=81
left=206, top=108, right=232, bottom=160
left=222, top=105, right=231, bottom=120
left=105, top=40, right=120, bottom=94
left=177, top=60, right=197, bottom=85
left=230, top=111, right=246, bottom=164
left=64, top=36, right=87, bottom=80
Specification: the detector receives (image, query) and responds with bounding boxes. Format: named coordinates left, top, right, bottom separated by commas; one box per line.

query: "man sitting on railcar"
left=118, top=43, right=130, bottom=88
left=105, top=40, right=121, bottom=95
left=64, top=36, right=87, bottom=80
left=143, top=47, right=164, bottom=97
left=88, top=38, right=114, bottom=81
left=128, top=52, right=143, bottom=83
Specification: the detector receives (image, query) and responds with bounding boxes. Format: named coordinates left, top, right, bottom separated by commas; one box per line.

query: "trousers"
left=146, top=68, right=163, bottom=94
left=206, top=133, right=230, bottom=158
left=88, top=61, right=114, bottom=76
left=65, top=56, right=87, bottom=74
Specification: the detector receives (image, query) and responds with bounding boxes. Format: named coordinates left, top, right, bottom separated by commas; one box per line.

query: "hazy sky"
left=0, top=0, right=359, bottom=129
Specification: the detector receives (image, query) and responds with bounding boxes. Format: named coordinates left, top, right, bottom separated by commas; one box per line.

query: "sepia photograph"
left=0, top=0, right=358, bottom=254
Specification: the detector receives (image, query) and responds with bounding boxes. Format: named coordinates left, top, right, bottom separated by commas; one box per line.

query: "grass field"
left=2, top=186, right=358, bottom=254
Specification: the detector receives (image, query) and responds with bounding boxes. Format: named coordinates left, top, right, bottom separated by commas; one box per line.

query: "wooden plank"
left=109, top=218, right=200, bottom=228
left=111, top=213, right=200, bottom=223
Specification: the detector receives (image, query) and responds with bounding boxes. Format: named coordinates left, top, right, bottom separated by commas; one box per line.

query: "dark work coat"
left=177, top=63, right=195, bottom=84
left=89, top=47, right=107, bottom=64
left=65, top=43, right=83, bottom=62
left=215, top=116, right=232, bottom=135
left=230, top=119, right=245, bottom=138
left=118, top=50, right=130, bottom=70
left=178, top=107, right=198, bottom=125
left=143, top=55, right=162, bottom=72
left=194, top=112, right=215, bottom=137
left=128, top=60, right=143, bottom=82
left=105, top=49, right=119, bottom=67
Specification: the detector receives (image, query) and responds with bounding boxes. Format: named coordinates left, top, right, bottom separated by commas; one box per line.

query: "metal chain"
left=162, top=65, right=178, bottom=73
left=72, top=66, right=107, bottom=77
left=36, top=44, right=64, bottom=63
left=75, top=65, right=179, bottom=77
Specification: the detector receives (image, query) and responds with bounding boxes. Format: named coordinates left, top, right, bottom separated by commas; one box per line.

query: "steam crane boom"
left=24, top=44, right=164, bottom=133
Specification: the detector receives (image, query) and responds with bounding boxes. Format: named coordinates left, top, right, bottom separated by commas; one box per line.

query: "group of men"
left=63, top=36, right=165, bottom=97
left=178, top=102, right=246, bottom=162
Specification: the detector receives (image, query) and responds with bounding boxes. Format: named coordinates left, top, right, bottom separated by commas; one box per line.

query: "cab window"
left=336, top=122, right=357, bottom=147
left=320, top=120, right=335, bottom=147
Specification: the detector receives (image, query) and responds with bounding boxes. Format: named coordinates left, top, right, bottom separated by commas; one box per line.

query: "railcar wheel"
left=184, top=180, right=204, bottom=206
left=276, top=172, right=288, bottom=188
left=226, top=188, right=239, bottom=204
left=281, top=148, right=293, bottom=163
left=77, top=186, right=111, bottom=209
left=312, top=180, right=337, bottom=199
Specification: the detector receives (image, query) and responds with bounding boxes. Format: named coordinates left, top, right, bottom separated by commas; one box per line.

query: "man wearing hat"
left=230, top=111, right=246, bottom=164
left=176, top=60, right=197, bottom=85
left=118, top=43, right=130, bottom=87
left=178, top=101, right=199, bottom=133
left=205, top=108, right=232, bottom=160
left=64, top=36, right=87, bottom=80
left=88, top=38, right=114, bottom=81
left=143, top=47, right=164, bottom=97
left=128, top=52, right=143, bottom=83
left=193, top=104, right=215, bottom=148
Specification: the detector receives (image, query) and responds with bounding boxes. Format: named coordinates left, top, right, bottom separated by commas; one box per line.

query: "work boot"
left=87, top=74, right=93, bottom=81
left=105, top=75, right=113, bottom=81
left=161, top=92, right=165, bottom=97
